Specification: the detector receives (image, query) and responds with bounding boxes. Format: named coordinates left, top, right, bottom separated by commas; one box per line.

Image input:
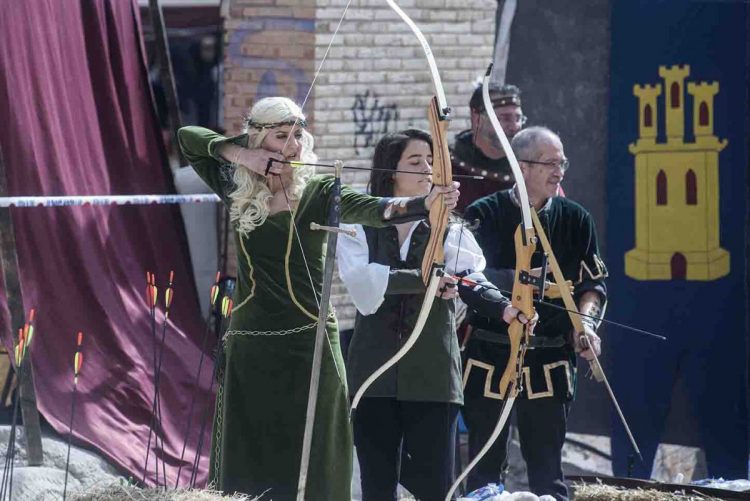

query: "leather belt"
left=473, top=328, right=568, bottom=349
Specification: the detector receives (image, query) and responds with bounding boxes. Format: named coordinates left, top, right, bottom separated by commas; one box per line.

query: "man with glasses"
left=460, top=127, right=607, bottom=500
left=452, top=83, right=527, bottom=212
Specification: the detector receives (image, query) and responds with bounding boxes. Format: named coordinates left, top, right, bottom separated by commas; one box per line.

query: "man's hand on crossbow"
left=573, top=322, right=602, bottom=361
left=502, top=305, right=538, bottom=330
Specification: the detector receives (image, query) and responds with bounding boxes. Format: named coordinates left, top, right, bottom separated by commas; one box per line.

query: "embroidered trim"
left=452, top=153, right=512, bottom=181
left=223, top=322, right=318, bottom=338
left=462, top=358, right=504, bottom=400
left=463, top=358, right=574, bottom=400
left=284, top=212, right=318, bottom=321
left=231, top=236, right=256, bottom=313
left=577, top=253, right=609, bottom=283
left=382, top=197, right=411, bottom=220
left=522, top=361, right=573, bottom=400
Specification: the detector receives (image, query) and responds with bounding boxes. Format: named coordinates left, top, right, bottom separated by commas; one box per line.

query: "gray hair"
left=510, top=126, right=560, bottom=161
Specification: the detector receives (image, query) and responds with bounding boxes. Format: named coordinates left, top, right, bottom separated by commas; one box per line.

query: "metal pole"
left=492, top=0, right=517, bottom=85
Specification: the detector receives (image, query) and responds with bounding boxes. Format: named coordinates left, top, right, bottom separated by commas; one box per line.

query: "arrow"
left=190, top=291, right=234, bottom=488
left=63, top=331, right=84, bottom=501
left=142, top=271, right=164, bottom=487
left=175, top=271, right=221, bottom=488
left=1, top=309, right=37, bottom=501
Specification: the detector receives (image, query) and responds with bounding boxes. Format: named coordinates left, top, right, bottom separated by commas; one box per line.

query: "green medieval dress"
left=178, top=126, right=429, bottom=500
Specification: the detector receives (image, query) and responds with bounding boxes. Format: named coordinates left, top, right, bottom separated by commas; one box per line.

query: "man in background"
left=452, top=83, right=526, bottom=212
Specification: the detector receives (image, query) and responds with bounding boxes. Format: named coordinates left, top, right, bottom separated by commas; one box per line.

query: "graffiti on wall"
left=227, top=18, right=315, bottom=106
left=351, top=90, right=400, bottom=155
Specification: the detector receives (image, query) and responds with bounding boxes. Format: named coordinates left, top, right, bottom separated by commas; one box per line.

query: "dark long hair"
left=368, top=129, right=432, bottom=197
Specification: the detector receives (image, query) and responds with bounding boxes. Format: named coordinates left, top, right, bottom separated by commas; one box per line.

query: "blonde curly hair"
left=228, top=97, right=316, bottom=235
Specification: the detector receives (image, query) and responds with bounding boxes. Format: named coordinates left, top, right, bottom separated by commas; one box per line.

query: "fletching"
left=19, top=329, right=26, bottom=359
left=74, top=352, right=82, bottom=375
left=221, top=296, right=233, bottom=318
left=146, top=272, right=152, bottom=305
left=26, top=324, right=35, bottom=347
left=73, top=331, right=84, bottom=383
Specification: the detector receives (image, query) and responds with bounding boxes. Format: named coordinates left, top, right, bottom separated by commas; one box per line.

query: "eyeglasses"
left=518, top=158, right=570, bottom=172
left=496, top=113, right=527, bottom=126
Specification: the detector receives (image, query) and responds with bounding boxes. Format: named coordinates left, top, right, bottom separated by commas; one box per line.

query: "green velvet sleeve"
left=303, top=175, right=429, bottom=228
left=177, top=126, right=247, bottom=204
left=340, top=182, right=390, bottom=227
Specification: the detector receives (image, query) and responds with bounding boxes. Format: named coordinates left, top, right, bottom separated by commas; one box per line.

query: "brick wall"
left=222, top=0, right=497, bottom=329
left=221, top=0, right=318, bottom=277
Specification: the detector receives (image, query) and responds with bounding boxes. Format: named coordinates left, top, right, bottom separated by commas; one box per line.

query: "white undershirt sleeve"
left=444, top=223, right=487, bottom=276
left=336, top=223, right=391, bottom=316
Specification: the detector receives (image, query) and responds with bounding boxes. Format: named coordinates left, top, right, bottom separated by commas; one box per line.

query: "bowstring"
left=274, top=0, right=353, bottom=301
left=277, top=0, right=353, bottom=158
left=271, top=1, right=354, bottom=386
left=277, top=175, right=344, bottom=386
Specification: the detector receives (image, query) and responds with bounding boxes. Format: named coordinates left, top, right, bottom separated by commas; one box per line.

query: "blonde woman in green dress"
left=178, top=97, right=459, bottom=500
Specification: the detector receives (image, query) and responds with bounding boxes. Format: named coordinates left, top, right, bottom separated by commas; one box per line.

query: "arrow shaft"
left=276, top=160, right=482, bottom=180
left=456, top=276, right=665, bottom=341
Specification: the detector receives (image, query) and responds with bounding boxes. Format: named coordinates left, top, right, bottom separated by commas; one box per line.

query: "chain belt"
left=223, top=321, right=318, bottom=339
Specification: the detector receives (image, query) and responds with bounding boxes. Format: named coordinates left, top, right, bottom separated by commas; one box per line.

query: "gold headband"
left=244, top=118, right=307, bottom=130
left=492, top=95, right=521, bottom=107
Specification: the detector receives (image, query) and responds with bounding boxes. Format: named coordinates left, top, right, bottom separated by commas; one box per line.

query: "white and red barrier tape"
left=0, top=194, right=221, bottom=208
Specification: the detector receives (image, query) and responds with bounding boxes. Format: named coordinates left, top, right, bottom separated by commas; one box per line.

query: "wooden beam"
left=148, top=0, right=185, bottom=165
left=492, top=0, right=517, bottom=85
left=0, top=145, right=43, bottom=465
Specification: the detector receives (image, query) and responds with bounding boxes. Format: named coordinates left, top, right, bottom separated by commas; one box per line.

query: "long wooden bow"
left=446, top=64, right=537, bottom=501
left=529, top=209, right=642, bottom=461
left=349, top=0, right=453, bottom=415
left=287, top=0, right=455, bottom=494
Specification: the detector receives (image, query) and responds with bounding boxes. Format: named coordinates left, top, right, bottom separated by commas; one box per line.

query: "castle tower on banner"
left=625, top=64, right=729, bottom=281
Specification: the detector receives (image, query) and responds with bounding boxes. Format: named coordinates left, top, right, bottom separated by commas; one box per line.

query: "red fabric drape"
left=0, top=0, right=214, bottom=486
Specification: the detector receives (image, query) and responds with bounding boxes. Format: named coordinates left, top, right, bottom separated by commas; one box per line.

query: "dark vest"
left=345, top=222, right=463, bottom=404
